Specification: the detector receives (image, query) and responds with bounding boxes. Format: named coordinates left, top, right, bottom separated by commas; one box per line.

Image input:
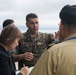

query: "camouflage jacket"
left=17, top=31, right=53, bottom=69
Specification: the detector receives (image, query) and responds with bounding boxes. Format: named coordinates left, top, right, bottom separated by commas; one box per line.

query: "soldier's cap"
left=59, top=4, right=76, bottom=23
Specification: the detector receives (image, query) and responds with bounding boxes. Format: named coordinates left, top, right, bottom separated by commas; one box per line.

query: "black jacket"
left=0, top=45, right=22, bottom=75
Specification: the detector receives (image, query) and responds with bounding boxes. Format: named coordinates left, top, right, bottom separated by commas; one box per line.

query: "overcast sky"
left=0, top=0, right=76, bottom=32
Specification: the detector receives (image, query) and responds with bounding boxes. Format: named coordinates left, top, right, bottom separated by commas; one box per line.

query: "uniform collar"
left=25, top=30, right=40, bottom=37
left=64, top=33, right=76, bottom=41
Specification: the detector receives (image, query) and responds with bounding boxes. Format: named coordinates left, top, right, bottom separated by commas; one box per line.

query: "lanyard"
left=67, top=37, right=76, bottom=41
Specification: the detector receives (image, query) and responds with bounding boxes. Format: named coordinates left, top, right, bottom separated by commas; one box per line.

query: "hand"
left=55, top=31, right=62, bottom=42
left=55, top=31, right=60, bottom=39
left=20, top=66, right=28, bottom=75
left=23, top=52, right=34, bottom=61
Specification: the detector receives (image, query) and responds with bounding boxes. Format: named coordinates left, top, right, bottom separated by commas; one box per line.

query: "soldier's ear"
left=26, top=22, right=29, bottom=28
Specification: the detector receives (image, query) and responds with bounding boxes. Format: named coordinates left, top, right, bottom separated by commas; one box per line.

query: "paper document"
left=16, top=67, right=34, bottom=75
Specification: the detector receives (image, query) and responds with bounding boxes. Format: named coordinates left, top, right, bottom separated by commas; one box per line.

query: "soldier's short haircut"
left=26, top=13, right=38, bottom=22
left=3, top=19, right=14, bottom=28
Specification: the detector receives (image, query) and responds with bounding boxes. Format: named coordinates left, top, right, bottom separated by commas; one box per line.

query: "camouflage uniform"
left=17, top=30, right=53, bottom=69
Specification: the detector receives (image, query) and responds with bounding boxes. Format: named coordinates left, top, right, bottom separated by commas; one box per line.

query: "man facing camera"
left=16, top=13, right=57, bottom=69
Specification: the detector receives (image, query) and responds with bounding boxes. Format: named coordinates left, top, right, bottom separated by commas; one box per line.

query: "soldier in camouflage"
left=15, top=13, right=58, bottom=70
left=17, top=31, right=54, bottom=69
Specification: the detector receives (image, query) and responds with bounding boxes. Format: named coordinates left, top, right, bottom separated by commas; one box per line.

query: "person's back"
left=48, top=39, right=76, bottom=75
left=29, top=38, right=76, bottom=75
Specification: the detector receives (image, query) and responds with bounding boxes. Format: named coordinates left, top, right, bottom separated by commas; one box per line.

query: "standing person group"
left=29, top=4, right=76, bottom=75
left=1, top=4, right=75, bottom=75
left=1, top=14, right=58, bottom=71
